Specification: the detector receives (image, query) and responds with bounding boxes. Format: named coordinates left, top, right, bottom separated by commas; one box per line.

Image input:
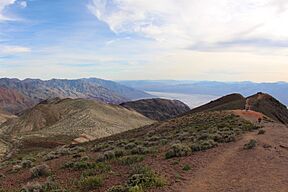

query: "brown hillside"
left=246, top=92, right=288, bottom=124
left=0, top=87, right=34, bottom=114
left=189, top=93, right=245, bottom=114
left=121, top=98, right=190, bottom=121
left=0, top=98, right=154, bottom=139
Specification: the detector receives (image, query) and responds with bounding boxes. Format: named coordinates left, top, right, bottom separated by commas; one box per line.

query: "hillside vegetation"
left=0, top=111, right=259, bottom=191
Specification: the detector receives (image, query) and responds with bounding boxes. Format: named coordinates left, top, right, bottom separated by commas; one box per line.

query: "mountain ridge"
left=0, top=78, right=152, bottom=114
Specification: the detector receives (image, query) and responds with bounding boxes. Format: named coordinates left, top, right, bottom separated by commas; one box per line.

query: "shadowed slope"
left=120, top=98, right=190, bottom=121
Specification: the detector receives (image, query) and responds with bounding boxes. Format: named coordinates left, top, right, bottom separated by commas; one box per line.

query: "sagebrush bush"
left=107, top=185, right=128, bottom=192
left=131, top=146, right=149, bottom=155
left=258, top=129, right=266, bottom=135
left=165, top=143, right=191, bottom=159
left=118, top=155, right=144, bottom=165
left=21, top=160, right=34, bottom=168
left=79, top=175, right=103, bottom=190
left=244, top=139, right=257, bottom=150
left=182, top=164, right=191, bottom=171
left=128, top=166, right=166, bottom=189
left=30, top=164, right=51, bottom=178
left=21, top=182, right=42, bottom=192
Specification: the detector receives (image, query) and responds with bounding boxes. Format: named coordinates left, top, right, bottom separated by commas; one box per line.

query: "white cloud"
left=19, top=1, right=27, bottom=8
left=0, top=45, right=31, bottom=54
left=0, top=0, right=16, bottom=21
left=88, top=0, right=288, bottom=49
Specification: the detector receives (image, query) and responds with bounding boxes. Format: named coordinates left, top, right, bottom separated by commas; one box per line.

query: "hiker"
left=258, top=117, right=262, bottom=124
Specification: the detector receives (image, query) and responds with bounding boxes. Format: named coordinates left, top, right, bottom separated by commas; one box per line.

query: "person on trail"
left=258, top=117, right=262, bottom=124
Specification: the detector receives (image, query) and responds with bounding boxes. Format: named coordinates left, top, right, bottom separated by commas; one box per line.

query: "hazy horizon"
left=1, top=0, right=288, bottom=82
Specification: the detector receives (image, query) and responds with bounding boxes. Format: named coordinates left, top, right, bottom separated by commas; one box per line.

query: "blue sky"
left=0, top=0, right=288, bottom=82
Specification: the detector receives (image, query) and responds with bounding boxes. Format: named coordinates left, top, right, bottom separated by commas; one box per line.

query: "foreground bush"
left=165, top=143, right=191, bottom=159
left=244, top=139, right=257, bottom=150
left=30, top=164, right=51, bottom=178
left=79, top=175, right=103, bottom=190
left=128, top=166, right=166, bottom=189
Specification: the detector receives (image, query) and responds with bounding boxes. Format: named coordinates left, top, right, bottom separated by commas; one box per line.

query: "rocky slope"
left=120, top=98, right=190, bottom=121
left=0, top=78, right=152, bottom=114
left=0, top=87, right=34, bottom=114
left=246, top=92, right=288, bottom=124
left=0, top=98, right=154, bottom=139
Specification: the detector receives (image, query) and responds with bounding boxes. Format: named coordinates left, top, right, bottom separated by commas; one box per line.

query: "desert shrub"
left=128, top=166, right=166, bottom=189
left=21, top=160, right=34, bottom=168
left=128, top=185, right=144, bottom=192
left=21, top=182, right=42, bottom=192
left=244, top=139, right=257, bottom=150
left=159, top=139, right=168, bottom=145
left=65, top=161, right=111, bottom=173
left=197, top=132, right=209, bottom=140
left=11, top=164, right=22, bottom=173
left=92, top=143, right=113, bottom=152
left=125, top=143, right=137, bottom=150
left=79, top=175, right=103, bottom=190
left=182, top=164, right=191, bottom=171
left=80, top=156, right=90, bottom=161
left=107, top=185, right=128, bottom=192
left=165, top=143, right=191, bottom=159
left=104, top=150, right=116, bottom=160
left=118, top=155, right=144, bottom=165
left=0, top=173, right=5, bottom=179
left=43, top=153, right=60, bottom=161
left=63, top=161, right=96, bottom=170
left=258, top=129, right=266, bottom=135
left=147, top=135, right=160, bottom=142
left=114, top=148, right=125, bottom=158
left=30, top=164, right=51, bottom=178
left=131, top=146, right=149, bottom=155
left=191, top=139, right=217, bottom=152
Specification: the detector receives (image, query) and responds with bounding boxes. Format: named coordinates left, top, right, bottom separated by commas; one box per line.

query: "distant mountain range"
left=119, top=80, right=288, bottom=106
left=0, top=78, right=152, bottom=114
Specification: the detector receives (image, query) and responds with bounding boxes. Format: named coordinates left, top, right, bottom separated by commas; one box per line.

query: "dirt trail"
left=184, top=112, right=288, bottom=192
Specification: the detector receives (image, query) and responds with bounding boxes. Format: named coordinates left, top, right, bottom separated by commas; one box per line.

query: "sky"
left=0, top=0, right=288, bottom=82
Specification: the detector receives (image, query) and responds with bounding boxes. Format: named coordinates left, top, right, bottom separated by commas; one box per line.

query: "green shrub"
left=64, top=161, right=110, bottom=173
left=30, top=164, right=51, bottom=178
left=244, top=139, right=257, bottom=150
left=21, top=182, right=42, bottom=192
left=128, top=185, right=144, bottom=192
left=125, top=143, right=137, bottom=150
left=21, top=160, right=34, bottom=168
left=131, top=146, right=149, bottom=155
left=114, top=148, right=125, bottom=158
left=128, top=166, right=166, bottom=189
left=258, top=129, right=266, bottom=135
left=118, top=155, right=144, bottom=165
left=182, top=164, right=191, bottom=171
left=79, top=176, right=103, bottom=190
left=107, top=185, right=128, bottom=192
left=191, top=140, right=217, bottom=152
left=104, top=150, right=116, bottom=160
left=165, top=143, right=191, bottom=159
left=80, top=156, right=90, bottom=161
